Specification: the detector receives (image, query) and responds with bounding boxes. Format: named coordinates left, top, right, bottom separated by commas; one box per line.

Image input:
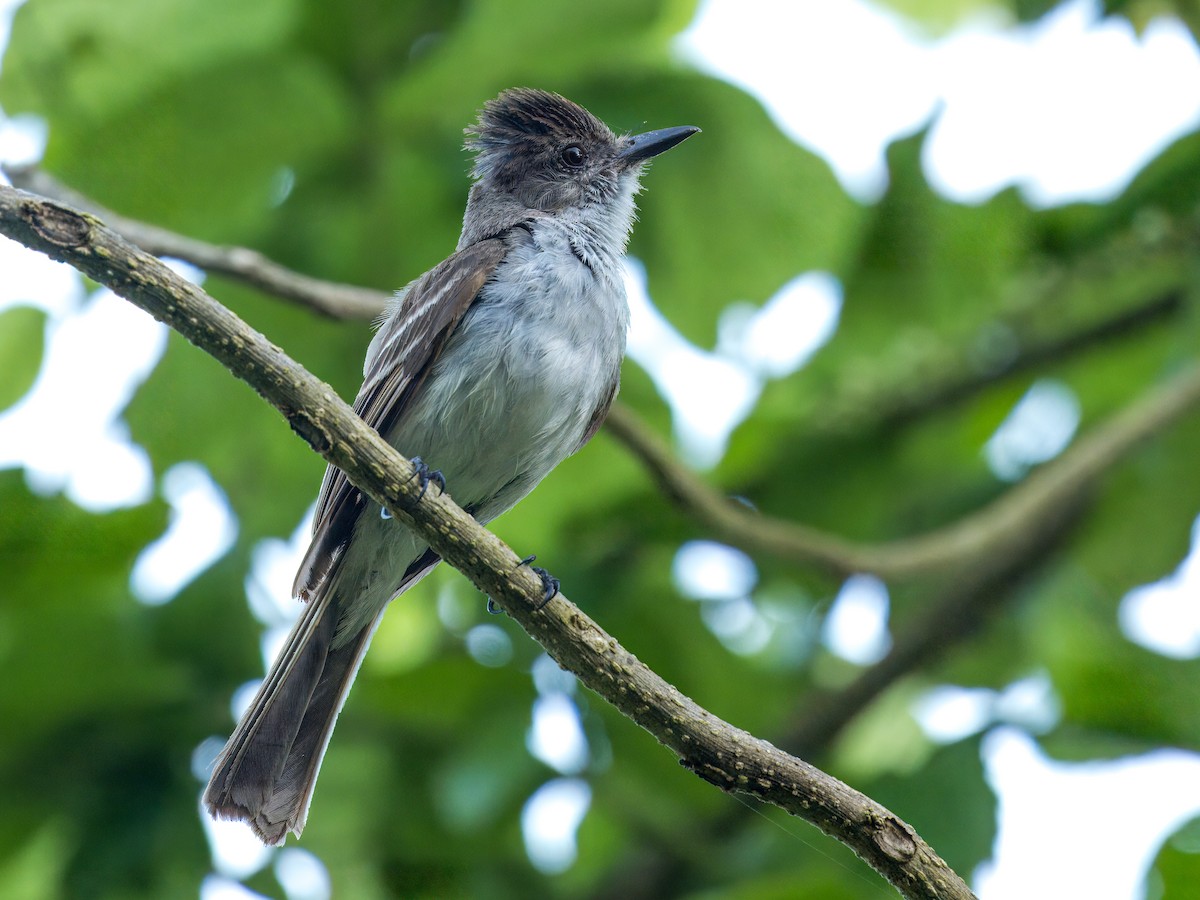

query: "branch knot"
left=285, top=407, right=332, bottom=454
left=21, top=199, right=93, bottom=248
left=876, top=816, right=918, bottom=863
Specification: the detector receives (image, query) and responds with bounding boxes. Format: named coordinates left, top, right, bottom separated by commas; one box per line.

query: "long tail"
left=203, top=594, right=382, bottom=845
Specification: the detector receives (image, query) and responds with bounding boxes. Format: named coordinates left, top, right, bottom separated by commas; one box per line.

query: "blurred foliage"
left=2, top=0, right=1200, bottom=898
left=0, top=305, right=43, bottom=410
left=1147, top=816, right=1200, bottom=900
left=879, top=0, right=1200, bottom=40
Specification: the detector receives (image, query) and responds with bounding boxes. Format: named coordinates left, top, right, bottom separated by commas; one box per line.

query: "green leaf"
left=0, top=306, right=44, bottom=412
left=872, top=0, right=996, bottom=32
left=1146, top=817, right=1200, bottom=900
left=0, top=0, right=298, bottom=120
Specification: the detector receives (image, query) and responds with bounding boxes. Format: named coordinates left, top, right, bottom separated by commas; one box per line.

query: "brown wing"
left=292, top=238, right=508, bottom=601
left=573, top=375, right=620, bottom=454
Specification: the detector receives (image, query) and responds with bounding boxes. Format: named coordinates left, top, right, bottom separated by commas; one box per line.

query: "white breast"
left=387, top=220, right=628, bottom=524
left=329, top=219, right=630, bottom=639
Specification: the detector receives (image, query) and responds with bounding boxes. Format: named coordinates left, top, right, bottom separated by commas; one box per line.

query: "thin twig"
left=0, top=183, right=977, bottom=900
left=606, top=367, right=1200, bottom=580
left=872, top=290, right=1184, bottom=434
left=2, top=164, right=390, bottom=320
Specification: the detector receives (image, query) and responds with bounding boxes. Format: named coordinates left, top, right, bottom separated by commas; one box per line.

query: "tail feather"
left=203, top=595, right=378, bottom=845
left=204, top=551, right=443, bottom=845
left=253, top=612, right=384, bottom=838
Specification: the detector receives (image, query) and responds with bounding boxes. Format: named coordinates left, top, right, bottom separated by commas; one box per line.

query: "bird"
left=203, top=88, right=699, bottom=845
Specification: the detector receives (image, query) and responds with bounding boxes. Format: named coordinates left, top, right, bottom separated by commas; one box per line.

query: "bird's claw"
left=407, top=456, right=446, bottom=501
left=485, top=556, right=559, bottom=614
left=530, top=568, right=560, bottom=610
left=520, top=554, right=560, bottom=610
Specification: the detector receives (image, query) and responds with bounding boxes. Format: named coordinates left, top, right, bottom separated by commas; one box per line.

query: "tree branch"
left=0, top=184, right=977, bottom=898
left=605, top=366, right=1200, bottom=580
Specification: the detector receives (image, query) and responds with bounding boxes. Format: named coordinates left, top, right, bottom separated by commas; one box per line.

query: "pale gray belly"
left=392, top=300, right=614, bottom=523
left=333, top=248, right=625, bottom=637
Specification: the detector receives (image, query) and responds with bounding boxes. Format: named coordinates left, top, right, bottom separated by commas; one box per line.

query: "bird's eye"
left=560, top=145, right=586, bottom=168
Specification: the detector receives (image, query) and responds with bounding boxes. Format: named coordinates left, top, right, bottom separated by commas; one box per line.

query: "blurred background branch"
left=608, top=363, right=1200, bottom=579
left=2, top=164, right=389, bottom=320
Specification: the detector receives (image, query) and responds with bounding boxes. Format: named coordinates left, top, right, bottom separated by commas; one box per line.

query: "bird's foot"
left=407, top=456, right=446, bottom=501
left=520, top=554, right=560, bottom=610
left=485, top=555, right=560, bottom=614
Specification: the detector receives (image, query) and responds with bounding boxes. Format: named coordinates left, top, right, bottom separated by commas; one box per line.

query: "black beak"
left=618, top=125, right=701, bottom=163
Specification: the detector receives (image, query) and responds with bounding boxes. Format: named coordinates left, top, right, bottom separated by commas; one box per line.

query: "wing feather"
left=574, top=375, right=619, bottom=455
left=292, top=238, right=508, bottom=601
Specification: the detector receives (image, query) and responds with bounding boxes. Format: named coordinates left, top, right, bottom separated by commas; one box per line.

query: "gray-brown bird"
left=204, top=88, right=698, bottom=844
